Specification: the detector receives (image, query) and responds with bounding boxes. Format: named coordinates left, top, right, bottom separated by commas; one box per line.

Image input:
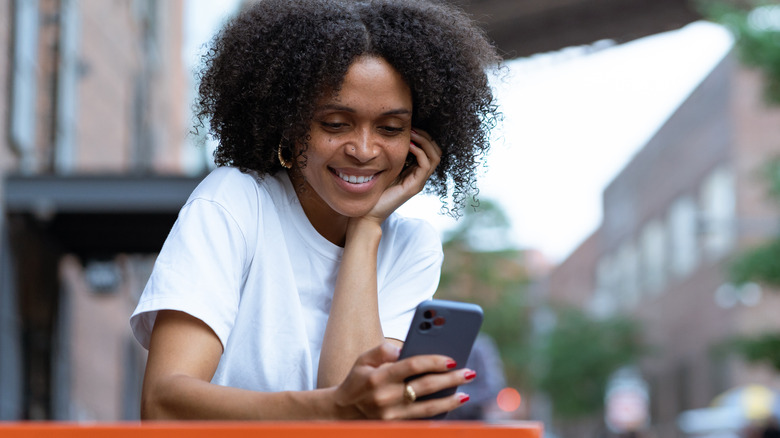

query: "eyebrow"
left=316, top=103, right=412, bottom=116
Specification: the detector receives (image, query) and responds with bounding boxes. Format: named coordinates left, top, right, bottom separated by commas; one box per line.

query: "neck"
left=288, top=170, right=349, bottom=247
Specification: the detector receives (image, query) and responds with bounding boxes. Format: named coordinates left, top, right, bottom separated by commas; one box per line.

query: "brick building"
left=544, top=52, right=780, bottom=436
left=0, top=0, right=193, bottom=420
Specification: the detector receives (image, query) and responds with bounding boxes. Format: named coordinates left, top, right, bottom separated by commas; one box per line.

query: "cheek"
left=390, top=139, right=411, bottom=163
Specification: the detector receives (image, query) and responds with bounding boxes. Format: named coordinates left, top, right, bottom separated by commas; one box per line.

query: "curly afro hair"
left=195, top=0, right=501, bottom=216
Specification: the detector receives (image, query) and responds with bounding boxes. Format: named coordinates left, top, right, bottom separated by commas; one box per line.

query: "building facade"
left=1, top=0, right=192, bottom=420
left=544, top=52, right=780, bottom=436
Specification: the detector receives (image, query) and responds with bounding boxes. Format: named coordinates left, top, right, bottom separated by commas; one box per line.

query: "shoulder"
left=382, top=213, right=443, bottom=255
left=186, top=167, right=287, bottom=216
left=189, top=167, right=262, bottom=200
left=175, top=168, right=291, bottom=248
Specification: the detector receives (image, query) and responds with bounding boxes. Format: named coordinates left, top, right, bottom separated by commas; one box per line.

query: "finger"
left=408, top=140, right=441, bottom=178
left=354, top=342, right=401, bottom=368
left=384, top=354, right=457, bottom=382
left=410, top=127, right=433, bottom=143
left=406, top=143, right=439, bottom=182
left=406, top=368, right=476, bottom=400
left=410, top=134, right=442, bottom=164
left=411, top=129, right=443, bottom=159
left=398, top=391, right=471, bottom=420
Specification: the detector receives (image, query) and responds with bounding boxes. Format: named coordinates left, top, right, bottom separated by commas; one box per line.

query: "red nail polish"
left=458, top=394, right=470, bottom=404
left=446, top=360, right=457, bottom=369
left=464, top=370, right=476, bottom=380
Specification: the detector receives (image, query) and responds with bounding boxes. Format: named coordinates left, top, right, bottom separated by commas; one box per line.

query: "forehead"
left=321, top=56, right=412, bottom=110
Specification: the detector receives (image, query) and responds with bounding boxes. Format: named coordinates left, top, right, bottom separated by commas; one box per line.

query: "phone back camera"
left=419, top=321, right=432, bottom=331
left=424, top=309, right=436, bottom=319
left=433, top=316, right=446, bottom=326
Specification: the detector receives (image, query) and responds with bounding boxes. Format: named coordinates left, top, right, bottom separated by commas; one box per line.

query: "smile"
left=337, top=171, right=375, bottom=184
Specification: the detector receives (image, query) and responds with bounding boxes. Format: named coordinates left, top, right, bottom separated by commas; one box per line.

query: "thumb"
left=356, top=342, right=401, bottom=368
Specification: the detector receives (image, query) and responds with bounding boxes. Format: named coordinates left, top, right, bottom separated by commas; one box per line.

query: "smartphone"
left=398, top=299, right=484, bottom=419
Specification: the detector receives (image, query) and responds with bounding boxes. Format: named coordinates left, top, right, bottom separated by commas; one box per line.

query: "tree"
left=533, top=307, right=644, bottom=420
left=702, top=1, right=780, bottom=104
left=727, top=158, right=780, bottom=369
left=436, top=200, right=534, bottom=389
left=436, top=200, right=644, bottom=418
left=701, top=1, right=780, bottom=370
left=729, top=157, right=780, bottom=286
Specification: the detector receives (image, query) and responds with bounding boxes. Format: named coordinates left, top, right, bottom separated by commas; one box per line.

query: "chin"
left=331, top=200, right=379, bottom=219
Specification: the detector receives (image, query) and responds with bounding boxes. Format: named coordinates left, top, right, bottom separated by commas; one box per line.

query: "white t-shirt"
left=130, top=167, right=443, bottom=392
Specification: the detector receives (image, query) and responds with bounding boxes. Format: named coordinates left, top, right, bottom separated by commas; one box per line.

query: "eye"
left=320, top=121, right=348, bottom=130
left=380, top=126, right=405, bottom=135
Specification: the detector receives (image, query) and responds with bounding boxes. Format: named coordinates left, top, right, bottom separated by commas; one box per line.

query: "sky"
left=183, top=0, right=735, bottom=263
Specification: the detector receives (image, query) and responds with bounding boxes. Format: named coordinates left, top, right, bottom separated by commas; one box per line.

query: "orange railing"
left=0, top=421, right=543, bottom=437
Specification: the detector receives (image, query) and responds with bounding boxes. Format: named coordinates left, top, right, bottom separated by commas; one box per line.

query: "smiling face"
left=290, top=55, right=413, bottom=235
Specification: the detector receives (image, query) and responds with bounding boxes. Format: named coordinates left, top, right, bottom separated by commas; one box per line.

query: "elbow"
left=140, top=380, right=175, bottom=420
left=140, top=388, right=163, bottom=420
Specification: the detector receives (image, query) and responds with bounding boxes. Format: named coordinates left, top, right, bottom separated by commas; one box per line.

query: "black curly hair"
left=195, top=0, right=501, bottom=216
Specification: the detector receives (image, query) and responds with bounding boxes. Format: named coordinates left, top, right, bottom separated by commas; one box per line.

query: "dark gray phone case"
left=398, top=299, right=484, bottom=419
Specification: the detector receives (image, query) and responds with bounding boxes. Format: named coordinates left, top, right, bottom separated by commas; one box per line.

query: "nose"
left=345, top=130, right=380, bottom=163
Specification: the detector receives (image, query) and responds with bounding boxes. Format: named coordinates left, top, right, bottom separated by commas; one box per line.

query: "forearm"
left=318, top=219, right=386, bottom=388
left=142, top=374, right=355, bottom=420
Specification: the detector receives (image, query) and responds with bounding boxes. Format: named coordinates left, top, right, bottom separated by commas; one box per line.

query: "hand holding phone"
left=398, top=299, right=483, bottom=419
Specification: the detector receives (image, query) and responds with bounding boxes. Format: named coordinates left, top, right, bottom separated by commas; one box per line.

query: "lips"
left=337, top=171, right=375, bottom=184
left=332, top=168, right=379, bottom=184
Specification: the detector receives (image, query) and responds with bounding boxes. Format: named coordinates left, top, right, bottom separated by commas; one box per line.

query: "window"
left=640, top=220, right=667, bottom=295
left=592, top=255, right=619, bottom=317
left=54, top=0, right=80, bottom=173
left=10, top=0, right=40, bottom=171
left=700, top=166, right=736, bottom=260
left=615, top=242, right=640, bottom=308
left=668, top=196, right=699, bottom=278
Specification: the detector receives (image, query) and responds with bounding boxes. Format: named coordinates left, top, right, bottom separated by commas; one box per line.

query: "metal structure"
left=453, top=0, right=702, bottom=58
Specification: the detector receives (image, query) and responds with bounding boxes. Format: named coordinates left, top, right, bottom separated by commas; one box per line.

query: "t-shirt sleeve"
left=377, top=219, right=444, bottom=341
left=129, top=198, right=249, bottom=350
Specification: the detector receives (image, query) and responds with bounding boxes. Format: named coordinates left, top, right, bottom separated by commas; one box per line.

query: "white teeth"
left=338, top=172, right=374, bottom=184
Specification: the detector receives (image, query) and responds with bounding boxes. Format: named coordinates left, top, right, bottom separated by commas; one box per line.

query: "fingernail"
left=464, top=370, right=476, bottom=380
left=445, top=360, right=457, bottom=369
left=458, top=393, right=470, bottom=404
left=411, top=128, right=417, bottom=134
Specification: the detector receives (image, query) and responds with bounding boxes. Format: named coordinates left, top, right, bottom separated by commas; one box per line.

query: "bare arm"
left=317, top=218, right=395, bottom=388
left=317, top=129, right=442, bottom=388
left=141, top=311, right=473, bottom=420
left=141, top=310, right=345, bottom=420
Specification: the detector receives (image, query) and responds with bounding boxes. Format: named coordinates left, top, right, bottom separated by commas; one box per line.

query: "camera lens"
left=419, top=321, right=432, bottom=331
left=433, top=316, right=446, bottom=326
left=423, top=309, right=436, bottom=319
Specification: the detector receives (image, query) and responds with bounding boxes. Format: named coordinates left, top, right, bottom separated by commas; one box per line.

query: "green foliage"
left=731, top=333, right=780, bottom=370
left=534, top=307, right=644, bottom=419
left=437, top=199, right=533, bottom=389
left=720, top=157, right=780, bottom=371
left=729, top=239, right=780, bottom=285
left=766, top=156, right=780, bottom=201
left=728, top=158, right=780, bottom=286
left=702, top=1, right=780, bottom=104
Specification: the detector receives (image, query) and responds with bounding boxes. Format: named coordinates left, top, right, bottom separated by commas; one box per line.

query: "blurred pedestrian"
left=762, top=418, right=780, bottom=438
left=446, top=333, right=507, bottom=420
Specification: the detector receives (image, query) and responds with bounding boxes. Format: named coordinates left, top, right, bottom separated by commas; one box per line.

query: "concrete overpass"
left=453, top=0, right=704, bottom=58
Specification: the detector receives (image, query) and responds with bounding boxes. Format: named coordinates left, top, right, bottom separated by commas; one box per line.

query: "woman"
left=130, top=0, right=500, bottom=420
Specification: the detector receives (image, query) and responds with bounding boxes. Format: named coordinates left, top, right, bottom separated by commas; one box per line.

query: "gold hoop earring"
left=278, top=143, right=292, bottom=169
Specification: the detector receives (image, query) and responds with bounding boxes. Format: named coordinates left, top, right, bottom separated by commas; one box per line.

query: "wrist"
left=346, top=217, right=383, bottom=242
left=325, top=387, right=363, bottom=420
